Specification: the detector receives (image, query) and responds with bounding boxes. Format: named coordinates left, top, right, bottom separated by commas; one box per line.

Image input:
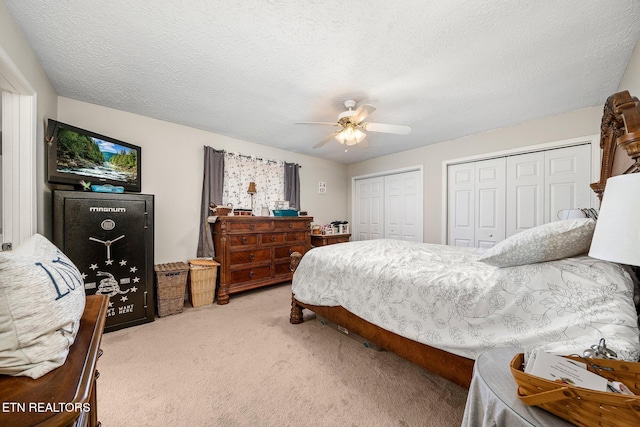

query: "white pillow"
left=478, top=218, right=596, bottom=268
left=0, top=233, right=86, bottom=379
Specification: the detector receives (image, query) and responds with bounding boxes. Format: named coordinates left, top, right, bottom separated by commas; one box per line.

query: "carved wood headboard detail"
left=591, top=90, right=640, bottom=201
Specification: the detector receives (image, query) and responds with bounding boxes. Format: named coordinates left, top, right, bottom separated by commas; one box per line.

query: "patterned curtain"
left=222, top=153, right=284, bottom=214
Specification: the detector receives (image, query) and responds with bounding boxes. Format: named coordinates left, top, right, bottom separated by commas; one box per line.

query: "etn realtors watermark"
left=2, top=401, right=90, bottom=413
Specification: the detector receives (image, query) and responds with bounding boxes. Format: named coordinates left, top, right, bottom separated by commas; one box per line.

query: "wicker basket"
left=154, top=262, right=189, bottom=317
left=188, top=259, right=220, bottom=307
left=510, top=352, right=640, bottom=427
left=209, top=203, right=233, bottom=216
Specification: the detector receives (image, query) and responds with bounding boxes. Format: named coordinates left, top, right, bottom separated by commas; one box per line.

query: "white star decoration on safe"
left=133, top=277, right=140, bottom=283
left=120, top=259, right=127, bottom=266
left=120, top=295, right=128, bottom=302
left=90, top=264, right=98, bottom=270
left=105, top=259, right=114, bottom=265
left=130, top=266, right=138, bottom=273
left=130, top=286, right=138, bottom=293
left=81, top=272, right=88, bottom=279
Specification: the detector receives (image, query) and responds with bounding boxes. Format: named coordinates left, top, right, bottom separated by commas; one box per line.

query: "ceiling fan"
left=296, top=100, right=411, bottom=149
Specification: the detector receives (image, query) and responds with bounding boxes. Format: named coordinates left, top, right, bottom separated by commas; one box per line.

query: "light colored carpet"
left=97, top=283, right=468, bottom=426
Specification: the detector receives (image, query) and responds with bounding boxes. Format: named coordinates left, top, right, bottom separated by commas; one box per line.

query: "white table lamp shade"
left=588, top=173, right=640, bottom=266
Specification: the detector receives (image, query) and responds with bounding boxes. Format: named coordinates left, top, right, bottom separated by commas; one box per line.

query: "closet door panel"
left=544, top=145, right=591, bottom=222
left=506, top=151, right=544, bottom=237
left=385, top=171, right=422, bottom=242
left=448, top=163, right=475, bottom=247
left=355, top=177, right=384, bottom=240
left=474, top=158, right=506, bottom=249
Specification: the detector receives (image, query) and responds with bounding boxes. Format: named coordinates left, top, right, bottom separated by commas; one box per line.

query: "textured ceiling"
left=4, top=0, right=640, bottom=164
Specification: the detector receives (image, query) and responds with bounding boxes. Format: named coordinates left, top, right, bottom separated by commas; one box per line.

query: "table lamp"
left=588, top=173, right=640, bottom=267
left=247, top=181, right=257, bottom=211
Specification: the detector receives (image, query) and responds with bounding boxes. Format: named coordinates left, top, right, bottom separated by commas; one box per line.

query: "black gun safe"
left=53, top=191, right=154, bottom=332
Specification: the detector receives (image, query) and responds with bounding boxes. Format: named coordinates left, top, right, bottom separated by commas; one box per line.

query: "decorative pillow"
left=477, top=218, right=596, bottom=268
left=0, top=233, right=85, bottom=379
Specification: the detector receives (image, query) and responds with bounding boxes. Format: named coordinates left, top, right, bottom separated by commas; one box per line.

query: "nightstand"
left=310, top=233, right=351, bottom=247
left=462, top=347, right=573, bottom=426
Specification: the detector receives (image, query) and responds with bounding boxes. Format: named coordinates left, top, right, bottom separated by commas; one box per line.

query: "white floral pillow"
left=478, top=218, right=596, bottom=267
left=0, top=234, right=86, bottom=379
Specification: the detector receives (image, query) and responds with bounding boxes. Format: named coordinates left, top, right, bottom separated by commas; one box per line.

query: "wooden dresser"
left=212, top=216, right=313, bottom=304
left=311, top=233, right=351, bottom=247
left=0, top=295, right=109, bottom=427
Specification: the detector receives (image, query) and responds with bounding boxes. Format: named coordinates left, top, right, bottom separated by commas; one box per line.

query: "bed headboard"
left=591, top=90, right=640, bottom=201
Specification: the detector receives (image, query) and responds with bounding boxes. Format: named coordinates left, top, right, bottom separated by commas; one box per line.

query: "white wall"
left=0, top=2, right=58, bottom=238
left=58, top=97, right=348, bottom=264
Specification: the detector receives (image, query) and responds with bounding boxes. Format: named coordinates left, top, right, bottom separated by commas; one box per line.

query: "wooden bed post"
left=289, top=251, right=304, bottom=324
left=591, top=91, right=640, bottom=200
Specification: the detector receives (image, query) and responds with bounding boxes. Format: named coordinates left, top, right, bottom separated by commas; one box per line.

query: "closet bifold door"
left=506, top=151, right=545, bottom=238
left=473, top=158, right=506, bottom=249
left=543, top=144, right=592, bottom=223
left=354, top=176, right=384, bottom=240
left=447, top=162, right=476, bottom=247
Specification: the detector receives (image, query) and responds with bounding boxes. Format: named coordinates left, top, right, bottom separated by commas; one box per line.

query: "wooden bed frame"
left=289, top=90, right=640, bottom=389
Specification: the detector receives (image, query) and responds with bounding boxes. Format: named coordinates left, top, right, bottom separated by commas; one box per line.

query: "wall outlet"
left=319, top=182, right=327, bottom=194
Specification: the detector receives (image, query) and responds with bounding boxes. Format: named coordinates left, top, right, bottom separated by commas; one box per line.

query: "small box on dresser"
left=211, top=216, right=313, bottom=304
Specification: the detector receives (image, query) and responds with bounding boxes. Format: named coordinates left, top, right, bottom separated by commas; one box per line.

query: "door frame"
left=351, top=165, right=424, bottom=242
left=1, top=45, right=37, bottom=249
left=440, top=134, right=600, bottom=244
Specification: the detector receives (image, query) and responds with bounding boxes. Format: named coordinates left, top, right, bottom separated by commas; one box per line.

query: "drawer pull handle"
left=95, top=370, right=101, bottom=380
left=249, top=224, right=255, bottom=230
left=242, top=237, right=248, bottom=244
left=288, top=223, right=294, bottom=228
left=293, top=234, right=299, bottom=240
left=249, top=253, right=255, bottom=260
left=249, top=271, right=255, bottom=278
left=270, top=235, right=276, bottom=242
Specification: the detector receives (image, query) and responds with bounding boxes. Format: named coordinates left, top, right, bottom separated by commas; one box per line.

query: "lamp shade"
left=588, top=173, right=640, bottom=266
left=247, top=181, right=257, bottom=194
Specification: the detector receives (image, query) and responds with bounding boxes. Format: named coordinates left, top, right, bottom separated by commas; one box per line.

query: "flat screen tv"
left=47, top=119, right=141, bottom=192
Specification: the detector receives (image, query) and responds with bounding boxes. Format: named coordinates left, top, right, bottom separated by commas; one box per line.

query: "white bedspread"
left=292, top=239, right=640, bottom=360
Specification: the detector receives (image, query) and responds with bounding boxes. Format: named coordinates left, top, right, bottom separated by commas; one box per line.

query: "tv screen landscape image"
left=47, top=120, right=141, bottom=192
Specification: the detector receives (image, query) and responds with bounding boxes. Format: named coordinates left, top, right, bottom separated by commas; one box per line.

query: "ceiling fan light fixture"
left=335, top=124, right=366, bottom=145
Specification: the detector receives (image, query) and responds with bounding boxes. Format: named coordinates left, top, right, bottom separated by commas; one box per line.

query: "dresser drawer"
left=230, top=265, right=271, bottom=284
left=286, top=231, right=307, bottom=243
left=230, top=248, right=271, bottom=265
left=274, top=260, right=294, bottom=277
left=228, top=221, right=273, bottom=232
left=260, top=233, right=286, bottom=245
left=229, top=234, right=259, bottom=247
left=274, top=220, right=309, bottom=231
left=274, top=244, right=305, bottom=260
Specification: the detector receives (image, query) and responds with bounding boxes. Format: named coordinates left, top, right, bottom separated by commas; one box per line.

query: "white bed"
left=292, top=237, right=640, bottom=362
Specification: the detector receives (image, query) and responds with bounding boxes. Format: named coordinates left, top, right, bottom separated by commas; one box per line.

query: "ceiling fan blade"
left=313, top=131, right=340, bottom=149
left=363, top=122, right=412, bottom=135
left=350, top=104, right=376, bottom=124
left=295, top=122, right=340, bottom=126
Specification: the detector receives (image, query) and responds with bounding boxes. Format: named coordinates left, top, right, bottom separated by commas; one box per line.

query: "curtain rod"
left=224, top=150, right=301, bottom=168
